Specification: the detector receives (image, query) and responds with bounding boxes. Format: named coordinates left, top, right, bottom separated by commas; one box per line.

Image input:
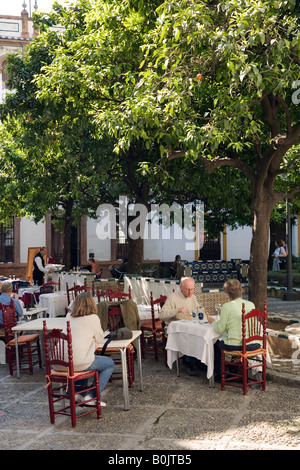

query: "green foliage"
left=1, top=0, right=300, bottom=275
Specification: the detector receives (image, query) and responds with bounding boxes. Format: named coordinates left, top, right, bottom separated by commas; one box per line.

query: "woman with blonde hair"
left=63, top=292, right=114, bottom=406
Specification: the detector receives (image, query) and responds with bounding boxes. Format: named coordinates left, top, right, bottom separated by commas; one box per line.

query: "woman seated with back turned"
left=63, top=292, right=115, bottom=406
left=207, top=279, right=261, bottom=381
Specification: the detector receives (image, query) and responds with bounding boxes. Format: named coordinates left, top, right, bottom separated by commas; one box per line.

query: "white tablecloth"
left=38, top=292, right=68, bottom=318
left=18, top=286, right=40, bottom=298
left=52, top=271, right=96, bottom=290
left=166, top=320, right=222, bottom=379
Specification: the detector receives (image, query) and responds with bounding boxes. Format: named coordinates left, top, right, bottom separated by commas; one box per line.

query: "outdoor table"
left=12, top=317, right=66, bottom=378
left=166, top=320, right=223, bottom=387
left=52, top=271, right=95, bottom=291
left=18, top=285, right=40, bottom=298
left=12, top=318, right=143, bottom=410
left=38, top=291, right=68, bottom=317
left=96, top=330, right=143, bottom=410
left=18, top=286, right=40, bottom=307
left=22, top=306, right=48, bottom=320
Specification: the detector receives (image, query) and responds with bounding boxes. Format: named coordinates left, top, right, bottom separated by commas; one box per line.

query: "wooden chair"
left=43, top=320, right=101, bottom=428
left=74, top=283, right=92, bottom=297
left=96, top=305, right=135, bottom=387
left=66, top=283, right=77, bottom=305
left=221, top=301, right=267, bottom=395
left=109, top=286, right=132, bottom=301
left=1, top=301, right=42, bottom=376
left=96, top=288, right=113, bottom=302
left=141, top=292, right=167, bottom=363
left=42, top=278, right=61, bottom=294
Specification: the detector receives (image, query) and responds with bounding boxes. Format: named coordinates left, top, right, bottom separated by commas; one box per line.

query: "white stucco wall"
left=223, top=225, right=252, bottom=261
left=143, top=211, right=197, bottom=262
left=20, top=218, right=46, bottom=263
left=86, top=217, right=111, bottom=261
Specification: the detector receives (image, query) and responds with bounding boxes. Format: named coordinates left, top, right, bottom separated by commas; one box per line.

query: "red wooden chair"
left=141, top=292, right=167, bottom=363
left=43, top=320, right=101, bottom=427
left=1, top=301, right=42, bottom=376
left=109, top=286, right=132, bottom=301
left=74, top=283, right=93, bottom=297
left=96, top=305, right=135, bottom=387
left=42, top=278, right=61, bottom=293
left=96, top=288, right=113, bottom=302
left=221, top=301, right=267, bottom=395
left=66, top=283, right=77, bottom=306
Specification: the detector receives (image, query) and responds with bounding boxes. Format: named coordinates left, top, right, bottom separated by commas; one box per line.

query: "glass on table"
left=215, top=303, right=222, bottom=320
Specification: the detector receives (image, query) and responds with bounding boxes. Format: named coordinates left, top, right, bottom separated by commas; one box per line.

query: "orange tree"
left=107, top=0, right=300, bottom=308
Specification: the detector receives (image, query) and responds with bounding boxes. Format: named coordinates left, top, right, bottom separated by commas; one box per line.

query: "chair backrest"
left=107, top=306, right=125, bottom=331
left=150, top=292, right=167, bottom=329
left=1, top=301, right=17, bottom=343
left=90, top=281, right=95, bottom=296
left=66, top=282, right=76, bottom=305
left=42, top=279, right=61, bottom=294
left=96, top=288, right=113, bottom=302
left=109, top=286, right=132, bottom=301
left=242, top=301, right=267, bottom=353
left=43, top=320, right=74, bottom=376
left=74, top=284, right=92, bottom=297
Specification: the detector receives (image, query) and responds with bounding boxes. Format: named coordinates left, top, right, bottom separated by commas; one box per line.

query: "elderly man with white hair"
left=160, top=277, right=205, bottom=376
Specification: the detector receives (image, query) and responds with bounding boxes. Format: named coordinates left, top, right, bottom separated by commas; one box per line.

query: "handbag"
left=100, top=327, right=133, bottom=356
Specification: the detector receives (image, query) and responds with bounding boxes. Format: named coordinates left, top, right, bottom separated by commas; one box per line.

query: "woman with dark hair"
left=272, top=240, right=286, bottom=271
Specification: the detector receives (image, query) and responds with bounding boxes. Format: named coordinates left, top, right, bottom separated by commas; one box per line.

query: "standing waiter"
left=33, top=247, right=52, bottom=286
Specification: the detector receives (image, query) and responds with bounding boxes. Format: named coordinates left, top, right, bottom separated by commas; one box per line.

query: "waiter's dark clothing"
left=33, top=252, right=45, bottom=286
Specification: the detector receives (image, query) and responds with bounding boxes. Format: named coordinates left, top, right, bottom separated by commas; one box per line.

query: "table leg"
left=119, top=347, right=130, bottom=410
left=14, top=331, right=20, bottom=379
left=209, top=376, right=215, bottom=388
left=176, top=352, right=180, bottom=376
left=135, top=336, right=143, bottom=391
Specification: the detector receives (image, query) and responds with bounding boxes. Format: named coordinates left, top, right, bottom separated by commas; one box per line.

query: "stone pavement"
left=0, top=296, right=299, bottom=452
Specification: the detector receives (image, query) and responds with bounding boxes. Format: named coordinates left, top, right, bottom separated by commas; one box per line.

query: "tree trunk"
left=127, top=236, right=143, bottom=274
left=248, top=195, right=274, bottom=311
left=62, top=200, right=73, bottom=270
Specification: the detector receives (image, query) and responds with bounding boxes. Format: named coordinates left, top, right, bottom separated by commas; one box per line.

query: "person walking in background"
left=280, top=238, right=288, bottom=270
left=272, top=240, right=286, bottom=271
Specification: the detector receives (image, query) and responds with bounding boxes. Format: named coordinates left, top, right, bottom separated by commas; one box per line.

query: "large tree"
left=104, top=0, right=300, bottom=308
left=0, top=11, right=109, bottom=268
left=34, top=0, right=257, bottom=271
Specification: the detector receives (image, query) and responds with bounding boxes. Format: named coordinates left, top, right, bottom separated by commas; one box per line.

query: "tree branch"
left=277, top=93, right=292, bottom=135
left=167, top=148, right=255, bottom=184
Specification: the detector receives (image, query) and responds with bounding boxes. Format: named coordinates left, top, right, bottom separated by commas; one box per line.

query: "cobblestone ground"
left=0, top=353, right=300, bottom=451
left=1, top=295, right=299, bottom=452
